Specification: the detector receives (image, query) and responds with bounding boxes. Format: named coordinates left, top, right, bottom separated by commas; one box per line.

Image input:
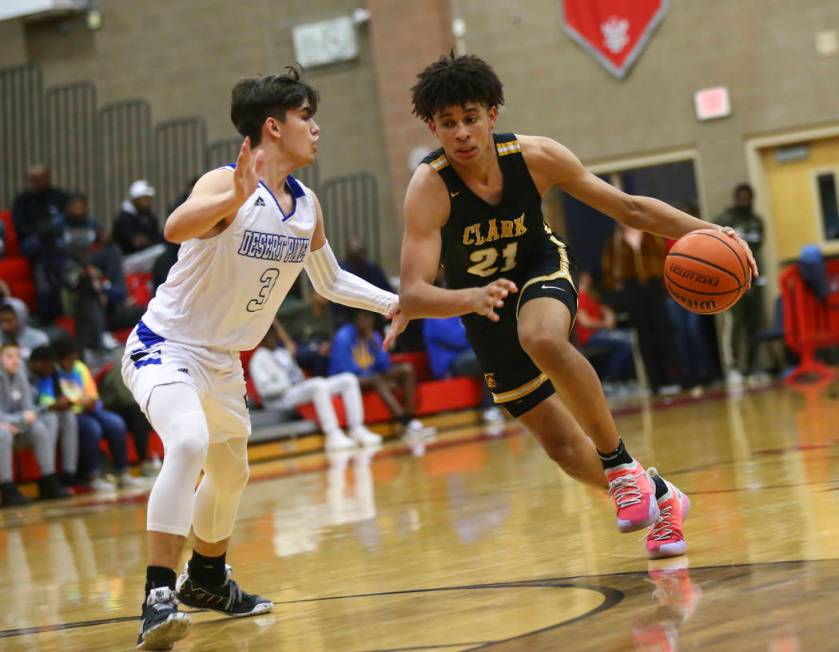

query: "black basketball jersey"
left=421, top=133, right=553, bottom=294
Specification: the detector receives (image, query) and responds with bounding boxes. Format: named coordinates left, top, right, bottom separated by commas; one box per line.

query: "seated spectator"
left=0, top=341, right=68, bottom=505
left=251, top=319, right=382, bottom=450
left=12, top=164, right=70, bottom=322
left=52, top=338, right=141, bottom=490
left=114, top=179, right=163, bottom=254
left=0, top=302, right=49, bottom=360
left=422, top=317, right=504, bottom=426
left=294, top=291, right=336, bottom=377
left=28, top=345, right=82, bottom=490
left=98, top=357, right=160, bottom=476
left=61, top=193, right=99, bottom=260
left=11, top=164, right=68, bottom=258
left=575, top=271, right=635, bottom=385
left=334, top=237, right=394, bottom=325
left=330, top=310, right=435, bottom=441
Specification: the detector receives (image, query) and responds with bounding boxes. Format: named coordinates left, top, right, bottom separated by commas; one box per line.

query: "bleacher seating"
left=0, top=210, right=36, bottom=311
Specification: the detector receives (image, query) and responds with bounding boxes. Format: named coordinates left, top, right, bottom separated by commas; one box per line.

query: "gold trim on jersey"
left=429, top=154, right=449, bottom=171
left=496, top=139, right=521, bottom=157
left=516, top=225, right=576, bottom=315
left=492, top=373, right=549, bottom=403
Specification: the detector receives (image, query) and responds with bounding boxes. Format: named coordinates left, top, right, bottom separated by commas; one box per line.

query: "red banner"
left=561, top=0, right=668, bottom=79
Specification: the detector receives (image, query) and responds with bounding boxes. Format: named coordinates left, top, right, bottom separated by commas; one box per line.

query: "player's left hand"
left=383, top=302, right=409, bottom=351
left=720, top=226, right=759, bottom=286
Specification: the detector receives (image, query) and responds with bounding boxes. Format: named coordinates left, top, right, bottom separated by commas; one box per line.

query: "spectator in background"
left=422, top=316, right=504, bottom=426
left=574, top=271, right=635, bottom=387
left=28, top=345, right=83, bottom=490
left=52, top=338, right=140, bottom=490
left=0, top=302, right=49, bottom=360
left=330, top=310, right=435, bottom=441
left=601, top=225, right=678, bottom=395
left=61, top=193, right=99, bottom=260
left=715, top=184, right=766, bottom=384
left=294, top=291, right=335, bottom=377
left=113, top=180, right=163, bottom=255
left=12, top=164, right=70, bottom=322
left=11, top=164, right=68, bottom=257
left=333, top=237, right=394, bottom=326
left=0, top=281, right=26, bottom=316
left=0, top=341, right=68, bottom=505
left=251, top=319, right=382, bottom=450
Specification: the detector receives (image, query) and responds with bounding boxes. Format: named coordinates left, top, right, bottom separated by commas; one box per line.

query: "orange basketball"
left=664, top=229, right=751, bottom=314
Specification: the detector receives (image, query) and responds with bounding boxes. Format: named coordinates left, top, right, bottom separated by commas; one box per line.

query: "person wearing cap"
left=113, top=180, right=164, bottom=255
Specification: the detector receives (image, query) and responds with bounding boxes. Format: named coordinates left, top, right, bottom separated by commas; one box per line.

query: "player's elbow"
left=163, top=216, right=188, bottom=244
left=398, top=286, right=423, bottom=319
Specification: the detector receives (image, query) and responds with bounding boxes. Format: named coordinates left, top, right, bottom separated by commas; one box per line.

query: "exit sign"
left=694, top=86, right=731, bottom=121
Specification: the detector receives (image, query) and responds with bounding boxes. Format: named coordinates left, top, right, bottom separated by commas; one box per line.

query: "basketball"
left=664, top=229, right=751, bottom=314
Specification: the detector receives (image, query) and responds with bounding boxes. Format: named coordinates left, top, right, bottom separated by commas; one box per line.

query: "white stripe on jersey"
left=141, top=173, right=316, bottom=351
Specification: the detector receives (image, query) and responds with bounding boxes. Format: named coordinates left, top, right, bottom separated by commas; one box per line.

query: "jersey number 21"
left=467, top=242, right=518, bottom=277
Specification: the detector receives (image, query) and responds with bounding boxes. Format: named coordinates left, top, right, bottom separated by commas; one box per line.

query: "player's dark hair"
left=0, top=303, right=15, bottom=315
left=230, top=66, right=319, bottom=146
left=411, top=53, right=504, bottom=122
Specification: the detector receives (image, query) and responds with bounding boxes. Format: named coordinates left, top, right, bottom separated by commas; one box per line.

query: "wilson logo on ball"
left=664, top=229, right=750, bottom=315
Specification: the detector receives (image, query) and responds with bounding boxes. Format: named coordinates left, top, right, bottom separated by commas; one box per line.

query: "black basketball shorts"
left=463, top=230, right=579, bottom=417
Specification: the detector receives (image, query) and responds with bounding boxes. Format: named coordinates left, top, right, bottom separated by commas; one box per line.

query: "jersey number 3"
left=247, top=268, right=280, bottom=312
left=467, top=242, right=518, bottom=277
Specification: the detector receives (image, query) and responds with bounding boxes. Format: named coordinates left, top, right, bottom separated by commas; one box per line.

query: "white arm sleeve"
left=304, top=241, right=397, bottom=315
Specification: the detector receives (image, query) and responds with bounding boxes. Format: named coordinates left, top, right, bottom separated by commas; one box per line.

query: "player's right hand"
left=473, top=279, right=518, bottom=322
left=233, top=137, right=265, bottom=206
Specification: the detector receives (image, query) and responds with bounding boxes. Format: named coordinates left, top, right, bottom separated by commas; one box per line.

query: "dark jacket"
left=113, top=201, right=163, bottom=254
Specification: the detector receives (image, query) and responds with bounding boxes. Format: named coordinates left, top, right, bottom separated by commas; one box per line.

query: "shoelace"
left=648, top=505, right=676, bottom=541
left=608, top=473, right=642, bottom=508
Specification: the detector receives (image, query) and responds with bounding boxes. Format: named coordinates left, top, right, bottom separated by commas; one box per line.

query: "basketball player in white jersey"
left=125, top=69, right=406, bottom=650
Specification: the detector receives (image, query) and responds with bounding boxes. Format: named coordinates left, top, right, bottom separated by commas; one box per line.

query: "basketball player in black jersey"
left=399, top=54, right=758, bottom=559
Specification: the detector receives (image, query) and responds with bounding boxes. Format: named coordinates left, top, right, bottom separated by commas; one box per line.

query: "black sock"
left=652, top=474, right=668, bottom=500
left=145, top=566, right=176, bottom=596
left=188, top=550, right=226, bottom=586
left=597, top=439, right=634, bottom=470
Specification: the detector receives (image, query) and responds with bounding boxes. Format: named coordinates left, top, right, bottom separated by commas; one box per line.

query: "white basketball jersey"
left=141, top=171, right=316, bottom=351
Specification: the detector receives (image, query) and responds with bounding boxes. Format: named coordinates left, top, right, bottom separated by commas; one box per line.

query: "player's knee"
left=519, top=326, right=571, bottom=363
left=165, top=416, right=209, bottom=465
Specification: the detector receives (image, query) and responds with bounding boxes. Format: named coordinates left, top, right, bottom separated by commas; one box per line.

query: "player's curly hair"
left=230, top=66, right=319, bottom=145
left=410, top=53, right=504, bottom=122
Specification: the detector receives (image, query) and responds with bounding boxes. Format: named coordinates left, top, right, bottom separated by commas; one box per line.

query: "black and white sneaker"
left=176, top=564, right=273, bottom=617
left=136, top=587, right=191, bottom=650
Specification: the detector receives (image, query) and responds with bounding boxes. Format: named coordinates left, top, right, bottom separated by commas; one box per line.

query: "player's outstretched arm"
left=522, top=135, right=758, bottom=279
left=164, top=137, right=263, bottom=243
left=399, top=166, right=517, bottom=321
left=304, top=194, right=407, bottom=349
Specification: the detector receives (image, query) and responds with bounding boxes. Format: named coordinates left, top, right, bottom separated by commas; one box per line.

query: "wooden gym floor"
left=2, top=381, right=838, bottom=651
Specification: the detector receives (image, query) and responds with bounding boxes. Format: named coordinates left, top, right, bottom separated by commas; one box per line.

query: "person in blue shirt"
left=330, top=310, right=435, bottom=440
left=422, top=316, right=504, bottom=427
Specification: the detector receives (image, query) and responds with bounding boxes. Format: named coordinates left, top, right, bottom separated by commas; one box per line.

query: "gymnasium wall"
left=12, top=0, right=396, bottom=268
left=5, top=0, right=839, bottom=274
left=455, top=0, right=839, bottom=218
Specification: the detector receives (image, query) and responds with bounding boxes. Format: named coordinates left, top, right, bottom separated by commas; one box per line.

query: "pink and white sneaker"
left=646, top=469, right=690, bottom=559
left=606, top=460, right=659, bottom=533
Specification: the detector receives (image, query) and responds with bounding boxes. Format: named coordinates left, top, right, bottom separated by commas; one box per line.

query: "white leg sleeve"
left=281, top=378, right=340, bottom=434
left=146, top=383, right=209, bottom=537
left=192, top=437, right=250, bottom=543
left=327, top=373, right=364, bottom=429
